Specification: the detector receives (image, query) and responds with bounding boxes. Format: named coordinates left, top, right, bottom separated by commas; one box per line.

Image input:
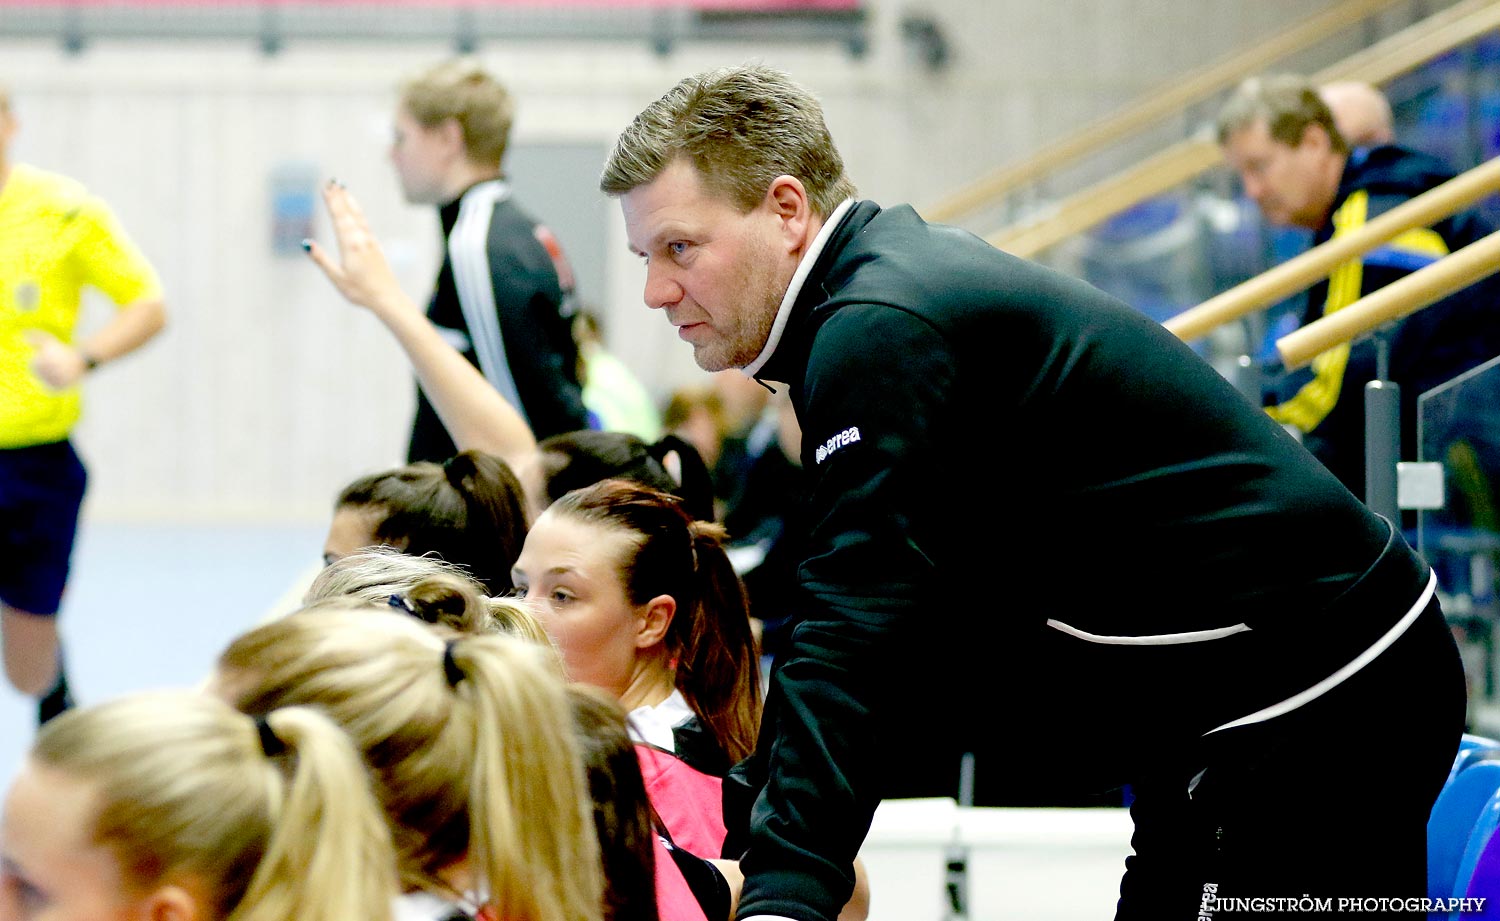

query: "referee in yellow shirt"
left=0, top=84, right=167, bottom=724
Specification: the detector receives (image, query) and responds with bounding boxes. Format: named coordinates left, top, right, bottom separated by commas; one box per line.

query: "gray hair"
left=1216, top=73, right=1349, bottom=155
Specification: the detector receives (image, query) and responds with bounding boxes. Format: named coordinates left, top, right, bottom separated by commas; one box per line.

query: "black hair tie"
left=255, top=715, right=287, bottom=757
left=442, top=639, right=465, bottom=687
left=441, top=453, right=468, bottom=488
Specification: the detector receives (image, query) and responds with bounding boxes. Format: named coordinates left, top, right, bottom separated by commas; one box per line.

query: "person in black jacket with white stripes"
left=598, top=65, right=1465, bottom=921
left=389, top=58, right=588, bottom=462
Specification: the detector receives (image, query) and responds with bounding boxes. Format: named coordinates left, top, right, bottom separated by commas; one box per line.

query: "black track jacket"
left=725, top=200, right=1434, bottom=921
left=408, top=182, right=588, bottom=463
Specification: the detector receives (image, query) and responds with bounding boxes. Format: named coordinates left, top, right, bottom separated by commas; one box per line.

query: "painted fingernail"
left=301, top=239, right=312, bottom=252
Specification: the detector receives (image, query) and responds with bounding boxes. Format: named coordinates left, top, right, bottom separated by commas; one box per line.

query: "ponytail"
left=232, top=708, right=398, bottom=921
left=675, top=520, right=762, bottom=765
left=646, top=434, right=716, bottom=522
left=444, top=636, right=604, bottom=921
left=438, top=450, right=530, bottom=592
left=221, top=608, right=596, bottom=921
left=398, top=574, right=492, bottom=633
left=306, top=547, right=549, bottom=643
left=335, top=450, right=528, bottom=595
left=536, top=430, right=715, bottom=521
left=29, top=692, right=396, bottom=921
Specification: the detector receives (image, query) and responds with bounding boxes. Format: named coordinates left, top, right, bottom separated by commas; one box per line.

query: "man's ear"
left=437, top=116, right=467, bottom=156
left=765, top=175, right=813, bottom=251
left=636, top=594, right=677, bottom=649
left=1299, top=122, right=1332, bottom=154
left=144, top=885, right=203, bottom=921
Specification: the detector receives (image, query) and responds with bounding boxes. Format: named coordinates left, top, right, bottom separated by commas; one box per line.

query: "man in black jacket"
left=601, top=65, right=1465, bottom=921
left=391, top=59, right=589, bottom=461
left=1218, top=74, right=1500, bottom=498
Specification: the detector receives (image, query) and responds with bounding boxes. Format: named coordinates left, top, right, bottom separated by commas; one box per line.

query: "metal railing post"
left=1365, top=328, right=1401, bottom=522
left=942, top=752, right=976, bottom=921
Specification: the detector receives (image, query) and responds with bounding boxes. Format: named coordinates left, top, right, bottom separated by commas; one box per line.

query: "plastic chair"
left=1447, top=784, right=1500, bottom=919
left=1448, top=736, right=1500, bottom=786
left=1461, top=734, right=1500, bottom=752
left=1463, top=828, right=1500, bottom=913
left=1430, top=760, right=1500, bottom=908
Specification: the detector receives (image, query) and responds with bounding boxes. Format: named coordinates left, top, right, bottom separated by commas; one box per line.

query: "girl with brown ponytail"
left=510, top=478, right=761, bottom=777
left=511, top=481, right=891, bottom=921
left=323, top=449, right=529, bottom=594
left=533, top=430, right=716, bottom=523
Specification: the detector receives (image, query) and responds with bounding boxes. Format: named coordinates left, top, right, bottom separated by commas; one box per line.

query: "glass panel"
left=1418, top=354, right=1500, bottom=703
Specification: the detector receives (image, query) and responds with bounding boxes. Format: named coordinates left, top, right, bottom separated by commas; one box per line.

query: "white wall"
left=1, top=0, right=1429, bottom=520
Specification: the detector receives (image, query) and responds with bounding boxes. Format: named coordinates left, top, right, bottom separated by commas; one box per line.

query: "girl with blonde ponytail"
left=0, top=691, right=396, bottom=921
left=213, top=603, right=602, bottom=921
left=304, top=545, right=550, bottom=644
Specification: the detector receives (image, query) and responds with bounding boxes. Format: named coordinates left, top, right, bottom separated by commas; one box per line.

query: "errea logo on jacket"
left=815, top=426, right=861, bottom=464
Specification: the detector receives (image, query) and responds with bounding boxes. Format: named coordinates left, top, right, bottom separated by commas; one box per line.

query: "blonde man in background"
left=361, top=59, right=589, bottom=464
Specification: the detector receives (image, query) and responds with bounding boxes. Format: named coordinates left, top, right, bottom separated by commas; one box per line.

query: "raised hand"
left=303, top=181, right=413, bottom=318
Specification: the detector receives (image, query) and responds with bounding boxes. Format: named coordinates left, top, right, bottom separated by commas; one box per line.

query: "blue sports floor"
left=0, top=519, right=325, bottom=783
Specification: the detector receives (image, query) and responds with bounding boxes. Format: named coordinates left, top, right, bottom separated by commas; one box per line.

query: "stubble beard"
left=691, top=236, right=789, bottom=372
left=691, top=287, right=780, bottom=372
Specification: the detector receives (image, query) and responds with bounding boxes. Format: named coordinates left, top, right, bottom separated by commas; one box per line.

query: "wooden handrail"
left=981, top=0, right=1500, bottom=256
left=1318, top=0, right=1500, bottom=85
left=921, top=0, right=1407, bottom=225
left=1277, top=227, right=1500, bottom=369
left=988, top=140, right=1222, bottom=257
left=1165, top=156, right=1500, bottom=342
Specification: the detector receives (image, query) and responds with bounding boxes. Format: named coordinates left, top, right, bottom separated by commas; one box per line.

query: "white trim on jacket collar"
left=457, top=177, right=509, bottom=205
left=740, top=198, right=856, bottom=381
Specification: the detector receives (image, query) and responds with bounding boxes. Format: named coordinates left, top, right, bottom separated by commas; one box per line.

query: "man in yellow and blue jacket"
left=1219, top=73, right=1500, bottom=498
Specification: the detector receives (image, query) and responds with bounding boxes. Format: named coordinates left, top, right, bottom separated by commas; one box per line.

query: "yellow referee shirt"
left=0, top=163, right=162, bottom=448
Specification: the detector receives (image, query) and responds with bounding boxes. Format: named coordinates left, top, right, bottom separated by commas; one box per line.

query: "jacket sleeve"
left=487, top=229, right=589, bottom=438
left=734, top=302, right=956, bottom=921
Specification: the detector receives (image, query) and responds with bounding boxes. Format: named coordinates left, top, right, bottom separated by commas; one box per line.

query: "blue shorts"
left=0, top=440, right=87, bottom=616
